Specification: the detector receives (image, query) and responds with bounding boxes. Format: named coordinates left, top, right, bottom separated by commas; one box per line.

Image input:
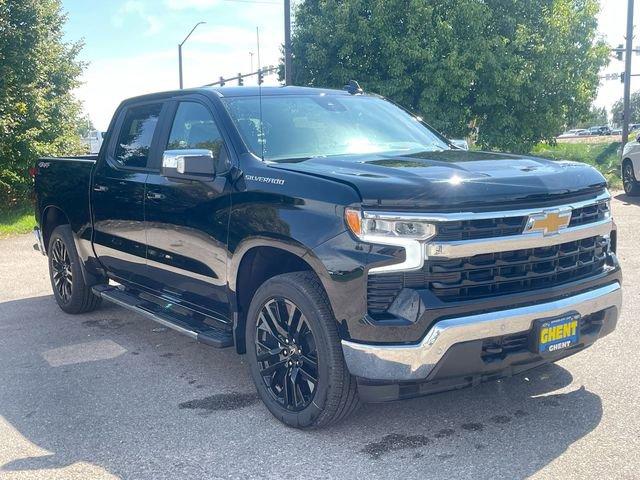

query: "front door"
left=144, top=99, right=233, bottom=319
left=92, top=101, right=165, bottom=285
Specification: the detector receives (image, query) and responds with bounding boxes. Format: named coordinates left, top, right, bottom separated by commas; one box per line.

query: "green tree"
left=289, top=0, right=609, bottom=152
left=0, top=0, right=85, bottom=205
left=611, top=92, right=640, bottom=126
left=75, top=113, right=95, bottom=140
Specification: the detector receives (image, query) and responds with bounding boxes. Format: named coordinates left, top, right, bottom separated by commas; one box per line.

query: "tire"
left=245, top=271, right=360, bottom=428
left=623, top=160, right=640, bottom=196
left=48, top=225, right=102, bottom=314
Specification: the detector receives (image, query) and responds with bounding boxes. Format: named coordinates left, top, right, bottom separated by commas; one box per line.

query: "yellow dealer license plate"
left=534, top=313, right=580, bottom=354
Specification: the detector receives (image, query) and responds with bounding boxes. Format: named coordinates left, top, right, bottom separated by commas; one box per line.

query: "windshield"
left=221, top=95, right=450, bottom=161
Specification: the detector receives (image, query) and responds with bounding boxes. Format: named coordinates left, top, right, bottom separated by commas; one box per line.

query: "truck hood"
left=269, top=150, right=607, bottom=209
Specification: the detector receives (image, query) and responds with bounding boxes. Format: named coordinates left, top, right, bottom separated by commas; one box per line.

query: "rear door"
left=92, top=100, right=166, bottom=285
left=143, top=97, right=233, bottom=319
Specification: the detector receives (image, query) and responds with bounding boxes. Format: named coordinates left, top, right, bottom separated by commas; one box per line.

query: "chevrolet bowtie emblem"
left=525, top=210, right=572, bottom=236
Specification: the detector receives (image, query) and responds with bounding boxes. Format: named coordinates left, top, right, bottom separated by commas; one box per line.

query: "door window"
left=114, top=103, right=162, bottom=168
left=167, top=102, right=226, bottom=164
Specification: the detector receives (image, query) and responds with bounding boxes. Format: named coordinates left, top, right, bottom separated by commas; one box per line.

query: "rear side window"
left=167, top=102, right=224, bottom=159
left=114, top=103, right=162, bottom=168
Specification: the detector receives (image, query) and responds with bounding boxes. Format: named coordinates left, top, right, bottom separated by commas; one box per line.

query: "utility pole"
left=284, top=0, right=292, bottom=85
left=179, top=21, right=206, bottom=89
left=249, top=52, right=254, bottom=72
left=622, top=0, right=635, bottom=146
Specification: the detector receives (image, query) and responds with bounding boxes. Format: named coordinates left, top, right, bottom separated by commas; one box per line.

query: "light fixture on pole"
left=179, top=21, right=206, bottom=89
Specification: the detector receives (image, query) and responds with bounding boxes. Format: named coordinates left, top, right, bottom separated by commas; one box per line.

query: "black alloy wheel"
left=255, top=297, right=319, bottom=411
left=47, top=225, right=102, bottom=314
left=245, top=272, right=359, bottom=428
left=623, top=162, right=640, bottom=196
left=51, top=237, right=73, bottom=302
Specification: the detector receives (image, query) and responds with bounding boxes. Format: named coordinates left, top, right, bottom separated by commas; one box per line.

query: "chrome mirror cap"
left=450, top=139, right=469, bottom=150
left=161, top=149, right=215, bottom=179
left=162, top=149, right=214, bottom=168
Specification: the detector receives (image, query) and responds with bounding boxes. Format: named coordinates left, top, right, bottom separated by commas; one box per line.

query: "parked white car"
left=621, top=136, right=640, bottom=195
left=558, top=129, right=587, bottom=138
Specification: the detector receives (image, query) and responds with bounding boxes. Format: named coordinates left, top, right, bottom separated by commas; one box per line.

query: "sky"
left=61, top=0, right=639, bottom=131
left=63, top=0, right=286, bottom=130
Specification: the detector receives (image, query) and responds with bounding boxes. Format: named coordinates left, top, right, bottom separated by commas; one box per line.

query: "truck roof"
left=122, top=85, right=354, bottom=105
left=207, top=86, right=353, bottom=97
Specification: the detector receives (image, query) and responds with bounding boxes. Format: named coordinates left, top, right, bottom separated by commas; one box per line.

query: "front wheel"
left=245, top=272, right=360, bottom=428
left=623, top=161, right=640, bottom=196
left=48, top=225, right=102, bottom=314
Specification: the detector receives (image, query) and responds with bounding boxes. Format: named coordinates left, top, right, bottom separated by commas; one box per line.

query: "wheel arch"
left=41, top=205, right=71, bottom=253
left=229, top=237, right=333, bottom=354
left=41, top=204, right=104, bottom=286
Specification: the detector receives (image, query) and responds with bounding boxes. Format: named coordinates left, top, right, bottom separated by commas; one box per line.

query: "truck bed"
left=34, top=156, right=97, bottom=249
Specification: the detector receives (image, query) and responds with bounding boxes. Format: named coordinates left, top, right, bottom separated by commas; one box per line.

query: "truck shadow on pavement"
left=615, top=192, right=640, bottom=206
left=0, top=295, right=603, bottom=480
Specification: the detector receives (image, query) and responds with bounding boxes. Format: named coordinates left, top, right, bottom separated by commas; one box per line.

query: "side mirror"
left=450, top=139, right=469, bottom=150
left=162, top=149, right=215, bottom=179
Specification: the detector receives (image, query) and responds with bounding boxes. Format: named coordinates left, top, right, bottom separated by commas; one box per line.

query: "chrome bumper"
left=342, top=282, right=622, bottom=381
left=33, top=227, right=46, bottom=255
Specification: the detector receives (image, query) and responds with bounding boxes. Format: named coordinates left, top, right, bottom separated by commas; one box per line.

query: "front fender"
left=227, top=235, right=331, bottom=293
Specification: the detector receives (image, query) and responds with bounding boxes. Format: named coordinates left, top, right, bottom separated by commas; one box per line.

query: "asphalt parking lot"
left=0, top=193, right=638, bottom=480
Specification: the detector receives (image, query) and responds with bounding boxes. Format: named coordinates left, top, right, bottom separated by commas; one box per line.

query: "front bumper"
left=342, top=282, right=621, bottom=383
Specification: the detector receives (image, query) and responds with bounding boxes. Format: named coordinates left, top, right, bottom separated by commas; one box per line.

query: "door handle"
left=93, top=185, right=108, bottom=192
left=146, top=192, right=165, bottom=200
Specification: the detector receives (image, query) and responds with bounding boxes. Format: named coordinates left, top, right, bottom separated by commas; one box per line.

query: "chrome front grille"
left=419, top=235, right=608, bottom=301
left=431, top=197, right=609, bottom=242
left=366, top=192, right=613, bottom=317
left=367, top=236, right=609, bottom=315
left=434, top=216, right=526, bottom=241
left=568, top=201, right=610, bottom=228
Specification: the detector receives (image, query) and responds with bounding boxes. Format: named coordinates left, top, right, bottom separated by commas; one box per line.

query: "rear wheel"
left=623, top=160, right=640, bottom=196
left=245, top=272, right=360, bottom=428
left=48, top=225, right=102, bottom=314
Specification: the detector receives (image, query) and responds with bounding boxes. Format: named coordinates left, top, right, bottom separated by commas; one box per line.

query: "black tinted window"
left=167, top=102, right=224, bottom=160
left=114, top=103, right=162, bottom=168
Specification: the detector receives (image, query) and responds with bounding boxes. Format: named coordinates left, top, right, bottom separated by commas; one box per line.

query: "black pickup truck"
left=33, top=86, right=622, bottom=428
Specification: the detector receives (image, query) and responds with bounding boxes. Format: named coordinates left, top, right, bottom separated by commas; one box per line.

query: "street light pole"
left=622, top=0, right=634, bottom=146
left=178, top=21, right=206, bottom=89
left=284, top=0, right=292, bottom=85
left=179, top=44, right=183, bottom=89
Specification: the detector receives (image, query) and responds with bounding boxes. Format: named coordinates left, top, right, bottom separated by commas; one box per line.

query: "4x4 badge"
left=524, top=210, right=572, bottom=236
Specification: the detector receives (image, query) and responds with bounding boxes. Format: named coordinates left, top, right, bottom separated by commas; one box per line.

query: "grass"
left=531, top=140, right=622, bottom=189
left=0, top=203, right=36, bottom=238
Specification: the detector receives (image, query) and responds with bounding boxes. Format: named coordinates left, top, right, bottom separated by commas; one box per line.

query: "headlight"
left=345, top=208, right=436, bottom=241
left=344, top=208, right=436, bottom=273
